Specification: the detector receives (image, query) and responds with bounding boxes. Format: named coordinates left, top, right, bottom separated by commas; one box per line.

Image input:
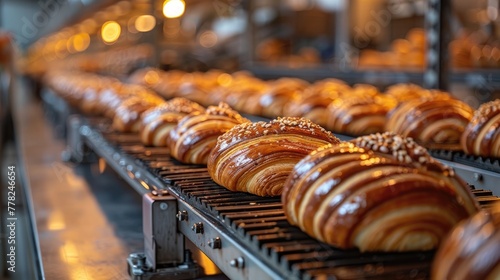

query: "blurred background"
left=1, top=0, right=499, bottom=108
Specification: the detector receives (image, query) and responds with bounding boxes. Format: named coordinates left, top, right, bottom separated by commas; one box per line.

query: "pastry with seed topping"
left=282, top=132, right=479, bottom=252
left=207, top=117, right=340, bottom=196
left=461, top=99, right=500, bottom=158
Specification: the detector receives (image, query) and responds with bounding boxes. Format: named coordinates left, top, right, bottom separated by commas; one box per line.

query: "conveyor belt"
left=88, top=120, right=499, bottom=280
left=429, top=149, right=500, bottom=174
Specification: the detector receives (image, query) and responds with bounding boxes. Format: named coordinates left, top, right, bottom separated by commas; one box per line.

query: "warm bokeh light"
left=199, top=31, right=218, bottom=48
left=72, top=33, right=90, bottom=52
left=163, top=0, right=185, bottom=18
left=101, top=21, right=121, bottom=44
left=135, top=15, right=156, bottom=32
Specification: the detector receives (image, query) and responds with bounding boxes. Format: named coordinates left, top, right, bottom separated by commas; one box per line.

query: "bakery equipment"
left=43, top=87, right=499, bottom=279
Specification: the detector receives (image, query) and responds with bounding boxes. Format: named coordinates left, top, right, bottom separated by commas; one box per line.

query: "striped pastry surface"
left=432, top=201, right=500, bottom=280
left=386, top=96, right=473, bottom=150
left=207, top=117, right=340, bottom=197
left=461, top=99, right=500, bottom=158
left=140, top=98, right=204, bottom=147
left=282, top=132, right=479, bottom=252
left=112, top=95, right=164, bottom=133
left=327, top=97, right=392, bottom=136
left=168, top=103, right=249, bottom=164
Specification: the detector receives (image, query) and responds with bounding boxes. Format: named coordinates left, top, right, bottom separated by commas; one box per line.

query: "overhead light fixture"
left=163, top=0, right=185, bottom=19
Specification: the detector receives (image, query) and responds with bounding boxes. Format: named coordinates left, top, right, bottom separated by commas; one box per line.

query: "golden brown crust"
left=384, top=83, right=427, bottom=103
left=139, top=98, right=205, bottom=147
left=97, top=84, right=162, bottom=119
left=432, top=202, right=500, bottom=280
left=284, top=95, right=335, bottom=127
left=326, top=96, right=393, bottom=136
left=168, top=103, right=249, bottom=164
left=461, top=99, right=500, bottom=158
left=176, top=71, right=223, bottom=106
left=112, top=95, right=164, bottom=133
left=282, top=132, right=479, bottom=252
left=207, top=117, right=340, bottom=196
left=258, top=78, right=309, bottom=118
left=385, top=96, right=474, bottom=150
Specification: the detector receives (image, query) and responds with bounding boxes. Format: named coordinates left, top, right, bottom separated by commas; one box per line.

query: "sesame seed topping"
left=471, top=99, right=500, bottom=124
left=216, top=117, right=340, bottom=146
left=353, top=132, right=454, bottom=175
left=205, top=102, right=249, bottom=123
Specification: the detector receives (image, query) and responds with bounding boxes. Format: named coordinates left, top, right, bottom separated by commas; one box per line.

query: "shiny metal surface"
left=14, top=87, right=143, bottom=279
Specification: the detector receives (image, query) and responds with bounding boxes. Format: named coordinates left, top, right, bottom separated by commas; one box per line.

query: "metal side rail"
left=428, top=150, right=500, bottom=196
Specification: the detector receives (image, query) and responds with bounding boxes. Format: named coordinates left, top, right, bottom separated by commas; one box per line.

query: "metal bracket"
left=127, top=190, right=202, bottom=279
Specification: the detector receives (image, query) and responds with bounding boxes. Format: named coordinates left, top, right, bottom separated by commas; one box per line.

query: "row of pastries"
left=129, top=67, right=500, bottom=157
left=43, top=69, right=500, bottom=279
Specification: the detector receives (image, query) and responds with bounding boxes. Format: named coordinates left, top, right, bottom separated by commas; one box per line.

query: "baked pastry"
left=326, top=94, right=395, bottom=136
left=284, top=80, right=350, bottom=127
left=99, top=84, right=163, bottom=119
left=432, top=201, right=500, bottom=280
left=213, top=74, right=268, bottom=116
left=384, top=83, right=427, bottom=103
left=80, top=76, right=119, bottom=115
left=282, top=132, right=479, bottom=252
left=385, top=94, right=474, bottom=150
left=284, top=94, right=336, bottom=127
left=177, top=70, right=223, bottom=106
left=258, top=78, right=309, bottom=118
left=168, top=103, right=249, bottom=164
left=207, top=117, right=340, bottom=196
left=112, top=95, right=164, bottom=133
left=151, top=70, right=187, bottom=99
left=46, top=72, right=97, bottom=108
left=139, top=98, right=205, bottom=147
left=461, top=100, right=500, bottom=158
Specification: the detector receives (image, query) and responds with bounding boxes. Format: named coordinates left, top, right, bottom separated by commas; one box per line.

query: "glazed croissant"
left=326, top=96, right=394, bottom=136
left=384, top=83, right=428, bottom=103
left=99, top=84, right=162, bottom=119
left=461, top=99, right=500, bottom=158
left=258, top=78, right=308, bottom=118
left=282, top=132, right=479, bottom=252
left=385, top=95, right=473, bottom=150
left=432, top=201, right=500, bottom=280
left=207, top=117, right=340, bottom=196
left=168, top=103, right=249, bottom=164
left=112, top=94, right=164, bottom=133
left=140, top=98, right=205, bottom=147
